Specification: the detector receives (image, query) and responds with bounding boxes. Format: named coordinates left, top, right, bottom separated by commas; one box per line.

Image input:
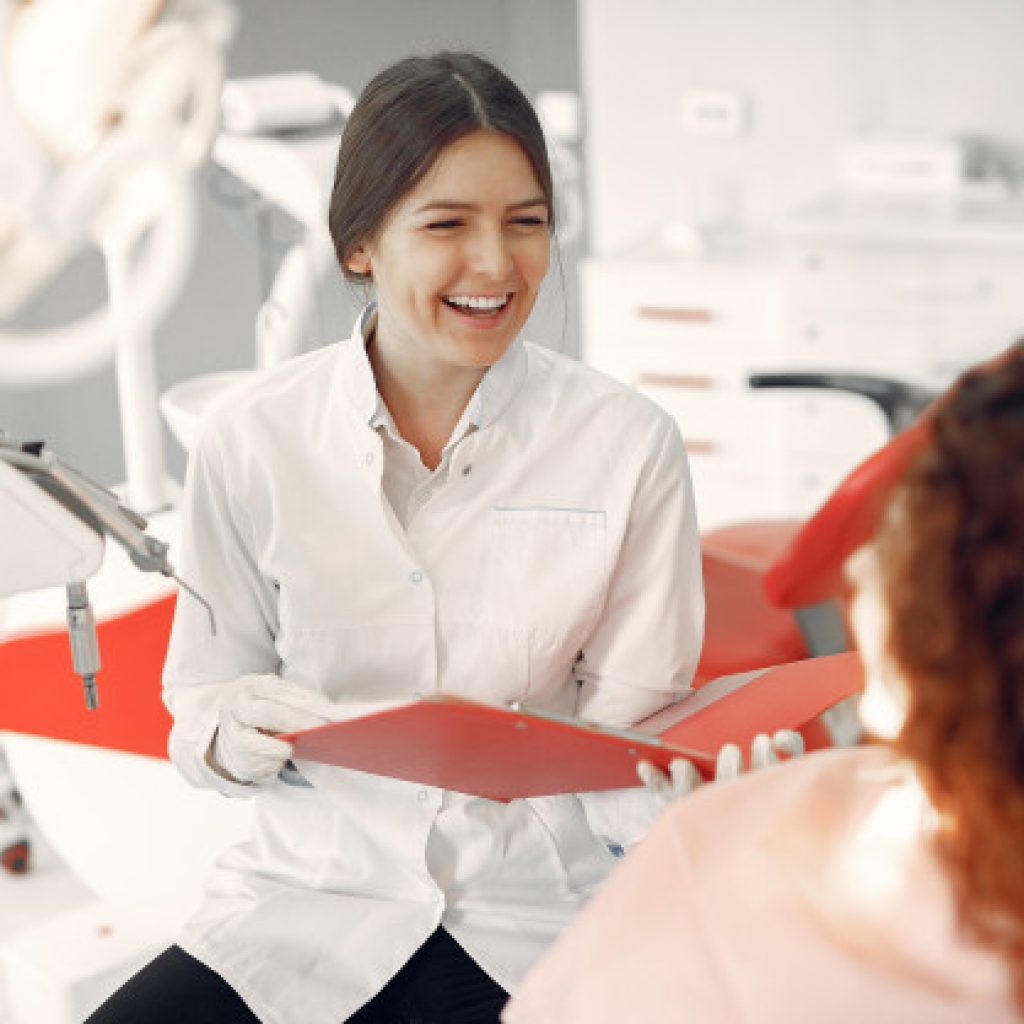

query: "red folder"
left=283, top=652, right=863, bottom=801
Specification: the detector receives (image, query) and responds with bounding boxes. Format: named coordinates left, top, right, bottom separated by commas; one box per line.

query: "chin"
left=456, top=333, right=519, bottom=368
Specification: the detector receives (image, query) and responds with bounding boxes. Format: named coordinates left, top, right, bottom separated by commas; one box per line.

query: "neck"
left=367, top=333, right=485, bottom=471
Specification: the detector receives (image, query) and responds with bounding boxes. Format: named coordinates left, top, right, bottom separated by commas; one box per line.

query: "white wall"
left=581, top=0, right=1024, bottom=253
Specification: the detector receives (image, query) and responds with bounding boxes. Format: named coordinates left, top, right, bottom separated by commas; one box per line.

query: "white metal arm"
left=0, top=0, right=234, bottom=511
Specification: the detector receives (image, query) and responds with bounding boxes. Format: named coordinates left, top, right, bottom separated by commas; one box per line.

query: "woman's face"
left=347, top=129, right=551, bottom=379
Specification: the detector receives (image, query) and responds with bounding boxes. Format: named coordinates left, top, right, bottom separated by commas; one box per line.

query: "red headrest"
left=763, top=418, right=934, bottom=608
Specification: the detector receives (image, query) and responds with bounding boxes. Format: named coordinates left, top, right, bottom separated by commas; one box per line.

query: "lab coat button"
left=364, top=452, right=374, bottom=466
left=417, top=789, right=429, bottom=803
left=461, top=464, right=473, bottom=476
left=410, top=570, right=424, bottom=584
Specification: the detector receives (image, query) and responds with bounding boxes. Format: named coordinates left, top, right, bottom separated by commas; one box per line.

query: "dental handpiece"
left=66, top=581, right=100, bottom=709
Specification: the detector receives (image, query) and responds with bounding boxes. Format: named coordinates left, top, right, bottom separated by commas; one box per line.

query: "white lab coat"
left=162, top=307, right=705, bottom=1024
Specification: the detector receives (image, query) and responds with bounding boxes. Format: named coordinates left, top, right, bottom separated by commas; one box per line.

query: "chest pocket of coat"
left=484, top=508, right=607, bottom=643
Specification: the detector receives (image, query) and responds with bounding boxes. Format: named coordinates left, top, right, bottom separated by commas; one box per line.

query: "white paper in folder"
left=221, top=72, right=353, bottom=135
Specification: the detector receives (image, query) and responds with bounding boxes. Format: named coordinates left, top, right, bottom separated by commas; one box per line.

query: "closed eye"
left=511, top=216, right=548, bottom=227
left=426, top=219, right=463, bottom=230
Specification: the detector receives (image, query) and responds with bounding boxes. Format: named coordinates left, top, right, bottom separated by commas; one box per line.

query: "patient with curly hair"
left=505, top=341, right=1024, bottom=1024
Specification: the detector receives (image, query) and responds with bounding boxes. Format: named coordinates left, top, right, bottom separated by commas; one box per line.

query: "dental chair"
left=695, top=372, right=936, bottom=750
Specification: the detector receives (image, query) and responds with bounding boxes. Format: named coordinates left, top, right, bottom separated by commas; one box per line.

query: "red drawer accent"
left=636, top=306, right=714, bottom=324
left=636, top=372, right=714, bottom=389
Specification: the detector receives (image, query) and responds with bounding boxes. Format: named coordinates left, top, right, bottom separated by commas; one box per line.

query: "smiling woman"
left=86, top=52, right=707, bottom=1024
left=345, top=130, right=552, bottom=467
left=329, top=54, right=556, bottom=469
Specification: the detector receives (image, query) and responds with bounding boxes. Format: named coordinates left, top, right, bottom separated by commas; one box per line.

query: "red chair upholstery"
left=763, top=420, right=933, bottom=607
left=696, top=521, right=805, bottom=687
left=0, top=594, right=175, bottom=759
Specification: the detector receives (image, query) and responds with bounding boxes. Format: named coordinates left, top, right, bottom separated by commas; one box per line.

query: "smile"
left=442, top=293, right=513, bottom=316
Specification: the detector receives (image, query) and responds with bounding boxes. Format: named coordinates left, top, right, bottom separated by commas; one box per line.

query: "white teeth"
left=445, top=294, right=510, bottom=310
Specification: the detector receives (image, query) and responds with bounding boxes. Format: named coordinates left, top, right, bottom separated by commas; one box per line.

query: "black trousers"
left=85, top=928, right=509, bottom=1024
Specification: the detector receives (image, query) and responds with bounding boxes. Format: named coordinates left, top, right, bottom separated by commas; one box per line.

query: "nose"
left=469, top=224, right=514, bottom=280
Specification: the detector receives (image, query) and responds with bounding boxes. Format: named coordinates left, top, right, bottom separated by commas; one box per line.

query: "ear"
left=345, top=246, right=371, bottom=278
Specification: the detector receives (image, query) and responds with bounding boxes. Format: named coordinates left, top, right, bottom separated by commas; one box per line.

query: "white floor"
left=0, top=825, right=94, bottom=1024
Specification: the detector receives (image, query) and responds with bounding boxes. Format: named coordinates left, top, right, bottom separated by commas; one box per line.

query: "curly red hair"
left=877, top=339, right=1024, bottom=1007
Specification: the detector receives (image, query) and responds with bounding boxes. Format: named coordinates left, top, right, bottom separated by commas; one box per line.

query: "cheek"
left=377, top=239, right=451, bottom=298
left=417, top=249, right=463, bottom=298
left=520, top=242, right=551, bottom=288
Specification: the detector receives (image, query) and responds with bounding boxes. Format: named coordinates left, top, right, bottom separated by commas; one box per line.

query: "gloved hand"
left=636, top=729, right=805, bottom=807
left=208, top=674, right=337, bottom=787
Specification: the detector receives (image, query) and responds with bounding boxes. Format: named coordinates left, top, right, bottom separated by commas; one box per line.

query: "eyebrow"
left=413, top=197, right=549, bottom=214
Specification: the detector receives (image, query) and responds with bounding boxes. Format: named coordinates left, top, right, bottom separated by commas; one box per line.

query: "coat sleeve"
left=574, top=410, right=705, bottom=847
left=575, top=410, right=704, bottom=725
left=162, top=418, right=281, bottom=798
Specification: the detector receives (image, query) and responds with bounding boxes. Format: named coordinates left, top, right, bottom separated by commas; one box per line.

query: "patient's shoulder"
left=663, top=745, right=899, bottom=862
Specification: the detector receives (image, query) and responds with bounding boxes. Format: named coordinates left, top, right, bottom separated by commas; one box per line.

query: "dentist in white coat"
left=89, top=51, right=707, bottom=1024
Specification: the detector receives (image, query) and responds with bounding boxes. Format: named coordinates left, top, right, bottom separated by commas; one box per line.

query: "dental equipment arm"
left=0, top=0, right=235, bottom=513
left=0, top=431, right=214, bottom=709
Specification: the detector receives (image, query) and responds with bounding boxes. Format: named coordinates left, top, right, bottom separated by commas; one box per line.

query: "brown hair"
left=878, top=339, right=1024, bottom=1005
left=328, top=51, right=554, bottom=282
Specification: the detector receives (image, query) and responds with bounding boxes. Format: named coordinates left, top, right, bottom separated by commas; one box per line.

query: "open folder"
left=281, top=652, right=863, bottom=802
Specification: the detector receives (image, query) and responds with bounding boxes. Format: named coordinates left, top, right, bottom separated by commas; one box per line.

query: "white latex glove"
left=637, top=729, right=806, bottom=807
left=208, top=674, right=337, bottom=787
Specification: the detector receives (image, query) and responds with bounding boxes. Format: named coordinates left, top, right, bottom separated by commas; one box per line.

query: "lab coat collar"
left=342, top=304, right=382, bottom=424
left=341, top=303, right=528, bottom=437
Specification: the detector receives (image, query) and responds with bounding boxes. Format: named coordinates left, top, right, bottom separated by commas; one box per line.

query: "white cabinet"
left=778, top=193, right=1024, bottom=512
left=581, top=197, right=1024, bottom=529
left=580, top=250, right=792, bottom=530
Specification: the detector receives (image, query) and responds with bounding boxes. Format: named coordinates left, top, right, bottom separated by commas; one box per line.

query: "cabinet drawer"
left=638, top=380, right=776, bottom=450
left=785, top=244, right=1024, bottom=318
left=583, top=258, right=783, bottom=311
left=785, top=311, right=1023, bottom=390
left=641, top=383, right=739, bottom=452
left=584, top=325, right=780, bottom=386
left=583, top=316, right=782, bottom=382
left=581, top=260, right=785, bottom=373
left=783, top=313, right=932, bottom=384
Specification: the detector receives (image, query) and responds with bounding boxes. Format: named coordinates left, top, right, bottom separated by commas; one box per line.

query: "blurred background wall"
left=581, top=0, right=1024, bottom=252
left=5, top=0, right=1024, bottom=494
